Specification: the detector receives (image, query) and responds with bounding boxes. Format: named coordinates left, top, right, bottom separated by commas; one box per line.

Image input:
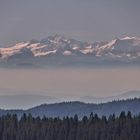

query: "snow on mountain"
left=0, top=35, right=140, bottom=67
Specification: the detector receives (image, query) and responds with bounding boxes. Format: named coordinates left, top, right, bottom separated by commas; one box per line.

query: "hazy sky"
left=0, top=68, right=140, bottom=98
left=0, top=0, right=140, bottom=46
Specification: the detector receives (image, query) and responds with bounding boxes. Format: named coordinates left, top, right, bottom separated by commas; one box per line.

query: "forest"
left=0, top=111, right=140, bottom=140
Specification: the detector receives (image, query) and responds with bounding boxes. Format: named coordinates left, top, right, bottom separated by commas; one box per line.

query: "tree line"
left=0, top=111, right=140, bottom=140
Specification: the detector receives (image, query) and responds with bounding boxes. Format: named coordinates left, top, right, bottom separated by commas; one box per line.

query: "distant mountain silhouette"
left=0, top=98, right=140, bottom=118
left=79, top=90, right=140, bottom=103
left=0, top=94, right=59, bottom=109
left=0, top=90, right=140, bottom=109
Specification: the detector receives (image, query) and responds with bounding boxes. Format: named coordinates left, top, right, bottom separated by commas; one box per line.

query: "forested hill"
left=0, top=111, right=140, bottom=140
left=0, top=98, right=140, bottom=118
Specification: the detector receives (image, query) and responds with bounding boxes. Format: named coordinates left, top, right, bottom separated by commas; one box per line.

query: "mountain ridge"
left=0, top=90, right=140, bottom=109
left=79, top=90, right=140, bottom=103
left=0, top=98, right=140, bottom=118
left=0, top=35, right=140, bottom=67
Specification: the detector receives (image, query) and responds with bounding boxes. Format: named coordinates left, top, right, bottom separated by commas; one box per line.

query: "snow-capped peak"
left=120, top=36, right=139, bottom=40
left=0, top=35, right=140, bottom=67
left=99, top=39, right=117, bottom=50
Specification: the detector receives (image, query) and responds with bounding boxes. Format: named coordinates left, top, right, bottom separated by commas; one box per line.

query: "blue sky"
left=0, top=0, right=140, bottom=45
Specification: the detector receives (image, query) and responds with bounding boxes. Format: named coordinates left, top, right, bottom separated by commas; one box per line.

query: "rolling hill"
left=0, top=98, right=140, bottom=118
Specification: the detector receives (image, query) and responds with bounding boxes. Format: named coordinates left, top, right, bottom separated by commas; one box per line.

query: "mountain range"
left=0, top=90, right=140, bottom=110
left=0, top=98, right=140, bottom=118
left=0, top=35, right=140, bottom=67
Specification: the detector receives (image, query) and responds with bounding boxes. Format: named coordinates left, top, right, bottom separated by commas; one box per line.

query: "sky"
left=0, top=0, right=140, bottom=46
left=0, top=68, right=140, bottom=98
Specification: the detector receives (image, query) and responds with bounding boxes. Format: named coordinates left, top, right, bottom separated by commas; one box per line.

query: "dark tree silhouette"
left=0, top=112, right=140, bottom=140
